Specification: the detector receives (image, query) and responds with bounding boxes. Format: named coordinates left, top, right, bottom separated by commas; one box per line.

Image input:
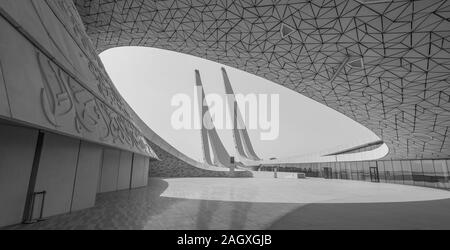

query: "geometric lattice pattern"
left=74, top=0, right=450, bottom=160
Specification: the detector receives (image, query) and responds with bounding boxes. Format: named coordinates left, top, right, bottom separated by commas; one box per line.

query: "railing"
left=23, top=191, right=47, bottom=224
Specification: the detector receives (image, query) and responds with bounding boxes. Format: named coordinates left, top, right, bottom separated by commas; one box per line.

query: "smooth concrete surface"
left=0, top=124, right=38, bottom=227
left=117, top=151, right=132, bottom=190
left=34, top=133, right=80, bottom=218
left=7, top=178, right=450, bottom=230
left=0, top=61, right=10, bottom=117
left=71, top=141, right=102, bottom=212
left=99, top=148, right=120, bottom=193
left=131, top=154, right=149, bottom=189
left=0, top=16, right=50, bottom=128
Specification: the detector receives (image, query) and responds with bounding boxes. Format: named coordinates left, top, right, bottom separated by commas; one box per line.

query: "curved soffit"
left=75, top=0, right=450, bottom=160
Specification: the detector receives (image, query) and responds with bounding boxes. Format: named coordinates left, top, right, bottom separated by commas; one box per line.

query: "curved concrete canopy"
left=75, top=0, right=450, bottom=160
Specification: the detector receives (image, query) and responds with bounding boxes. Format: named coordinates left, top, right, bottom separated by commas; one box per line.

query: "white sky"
left=100, top=47, right=379, bottom=162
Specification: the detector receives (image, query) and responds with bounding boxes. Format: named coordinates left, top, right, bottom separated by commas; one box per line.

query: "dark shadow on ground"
left=266, top=198, right=450, bottom=230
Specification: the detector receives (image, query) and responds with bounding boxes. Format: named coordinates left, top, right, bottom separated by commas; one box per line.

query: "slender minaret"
left=221, top=67, right=261, bottom=161
left=195, top=70, right=233, bottom=168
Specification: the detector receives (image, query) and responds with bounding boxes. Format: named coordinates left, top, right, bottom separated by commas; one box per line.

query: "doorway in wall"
left=370, top=166, right=380, bottom=183
left=323, top=167, right=333, bottom=179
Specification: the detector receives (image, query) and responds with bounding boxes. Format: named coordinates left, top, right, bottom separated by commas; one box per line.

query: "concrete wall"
left=99, top=148, right=121, bottom=193
left=0, top=124, right=38, bottom=227
left=131, top=154, right=150, bottom=189
left=71, top=141, right=102, bottom=212
left=34, top=133, right=80, bottom=218
left=97, top=148, right=150, bottom=193
left=117, top=151, right=133, bottom=190
left=0, top=121, right=152, bottom=227
left=0, top=0, right=155, bottom=158
left=0, top=0, right=157, bottom=223
left=0, top=62, right=10, bottom=118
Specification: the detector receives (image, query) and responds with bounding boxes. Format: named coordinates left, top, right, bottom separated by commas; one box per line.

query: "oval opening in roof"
left=100, top=46, right=385, bottom=163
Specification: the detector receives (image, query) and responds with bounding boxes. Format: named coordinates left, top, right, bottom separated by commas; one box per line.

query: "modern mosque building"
left=0, top=0, right=450, bottom=230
